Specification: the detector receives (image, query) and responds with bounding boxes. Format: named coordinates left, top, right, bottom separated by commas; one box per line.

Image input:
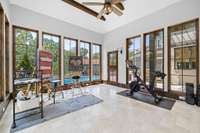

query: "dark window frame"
left=5, top=15, right=10, bottom=95
left=0, top=8, right=4, bottom=101
left=168, top=18, right=199, bottom=94
left=143, top=29, right=165, bottom=90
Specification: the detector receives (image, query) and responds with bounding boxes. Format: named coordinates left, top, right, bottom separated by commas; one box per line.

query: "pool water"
left=64, top=76, right=100, bottom=84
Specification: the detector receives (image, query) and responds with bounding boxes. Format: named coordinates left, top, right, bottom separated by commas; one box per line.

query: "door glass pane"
left=109, top=53, right=117, bottom=66
left=43, top=34, right=60, bottom=79
left=127, top=36, right=141, bottom=83
left=144, top=30, right=164, bottom=89
left=108, top=52, right=117, bottom=82
left=109, top=69, right=117, bottom=82
left=64, top=39, right=77, bottom=84
left=80, top=41, right=90, bottom=82
left=155, top=31, right=164, bottom=88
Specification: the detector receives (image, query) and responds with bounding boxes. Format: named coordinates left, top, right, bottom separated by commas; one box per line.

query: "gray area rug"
left=117, top=90, right=175, bottom=110
left=11, top=95, right=103, bottom=133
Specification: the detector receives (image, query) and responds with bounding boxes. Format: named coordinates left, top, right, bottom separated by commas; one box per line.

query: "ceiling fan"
left=62, top=0, right=125, bottom=21
left=83, top=0, right=125, bottom=19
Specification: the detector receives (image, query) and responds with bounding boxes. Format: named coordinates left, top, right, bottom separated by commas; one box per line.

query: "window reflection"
left=64, top=38, right=77, bottom=84
left=127, top=36, right=141, bottom=83
left=144, top=30, right=164, bottom=89
left=169, top=20, right=198, bottom=92
left=43, top=34, right=60, bottom=79
left=80, top=41, right=90, bottom=82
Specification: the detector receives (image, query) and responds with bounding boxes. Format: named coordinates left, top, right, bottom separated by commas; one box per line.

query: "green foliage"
left=92, top=53, right=100, bottom=59
left=18, top=54, right=33, bottom=72
left=15, top=29, right=37, bottom=71
left=80, top=48, right=89, bottom=57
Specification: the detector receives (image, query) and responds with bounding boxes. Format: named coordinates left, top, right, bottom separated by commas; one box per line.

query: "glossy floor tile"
left=0, top=84, right=200, bottom=133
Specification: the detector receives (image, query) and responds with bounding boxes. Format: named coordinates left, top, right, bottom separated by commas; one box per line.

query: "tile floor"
left=0, top=84, right=200, bottom=133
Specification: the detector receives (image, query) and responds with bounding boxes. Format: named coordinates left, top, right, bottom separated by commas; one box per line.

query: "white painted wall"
left=11, top=5, right=103, bottom=44
left=102, top=0, right=200, bottom=91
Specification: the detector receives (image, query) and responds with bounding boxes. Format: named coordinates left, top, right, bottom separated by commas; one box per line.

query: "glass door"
left=107, top=51, right=118, bottom=83
left=126, top=36, right=141, bottom=84
left=169, top=20, right=199, bottom=93
left=144, top=30, right=164, bottom=90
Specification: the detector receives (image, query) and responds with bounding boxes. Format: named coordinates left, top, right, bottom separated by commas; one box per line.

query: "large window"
left=144, top=30, right=164, bottom=89
left=126, top=36, right=141, bottom=83
left=91, top=44, right=101, bottom=81
left=64, top=38, right=78, bottom=84
left=80, top=41, right=91, bottom=82
left=169, top=20, right=199, bottom=93
left=43, top=33, right=61, bottom=79
left=14, top=27, right=38, bottom=73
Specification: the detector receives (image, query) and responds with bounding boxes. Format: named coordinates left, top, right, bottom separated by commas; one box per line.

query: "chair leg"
left=62, top=89, right=64, bottom=99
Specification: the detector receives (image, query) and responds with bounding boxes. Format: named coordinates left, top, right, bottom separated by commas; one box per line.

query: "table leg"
left=62, top=90, right=64, bottom=99
left=53, top=87, right=56, bottom=104
left=36, top=82, right=39, bottom=97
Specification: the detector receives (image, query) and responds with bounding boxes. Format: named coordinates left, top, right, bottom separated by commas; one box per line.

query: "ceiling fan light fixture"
left=104, top=3, right=112, bottom=15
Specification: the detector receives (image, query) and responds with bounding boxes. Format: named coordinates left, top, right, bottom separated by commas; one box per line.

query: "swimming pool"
left=64, top=76, right=100, bottom=84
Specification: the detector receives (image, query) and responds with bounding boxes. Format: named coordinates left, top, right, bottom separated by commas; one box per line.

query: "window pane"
left=64, top=38, right=77, bottom=84
left=91, top=44, right=101, bottom=81
left=15, top=28, right=38, bottom=72
left=80, top=41, right=90, bottom=82
left=169, top=20, right=197, bottom=92
left=43, top=34, right=60, bottom=79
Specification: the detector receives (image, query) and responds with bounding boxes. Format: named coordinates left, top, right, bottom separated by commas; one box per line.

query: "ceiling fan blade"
left=97, top=8, right=105, bottom=19
left=111, top=0, right=124, bottom=4
left=62, top=0, right=106, bottom=21
left=112, top=6, right=123, bottom=16
left=115, top=2, right=124, bottom=10
left=82, top=2, right=104, bottom=6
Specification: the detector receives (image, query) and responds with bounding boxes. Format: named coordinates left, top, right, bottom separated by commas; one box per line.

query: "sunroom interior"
left=0, top=0, right=200, bottom=133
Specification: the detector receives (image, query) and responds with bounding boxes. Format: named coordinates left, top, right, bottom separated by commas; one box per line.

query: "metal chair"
left=71, top=72, right=84, bottom=97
